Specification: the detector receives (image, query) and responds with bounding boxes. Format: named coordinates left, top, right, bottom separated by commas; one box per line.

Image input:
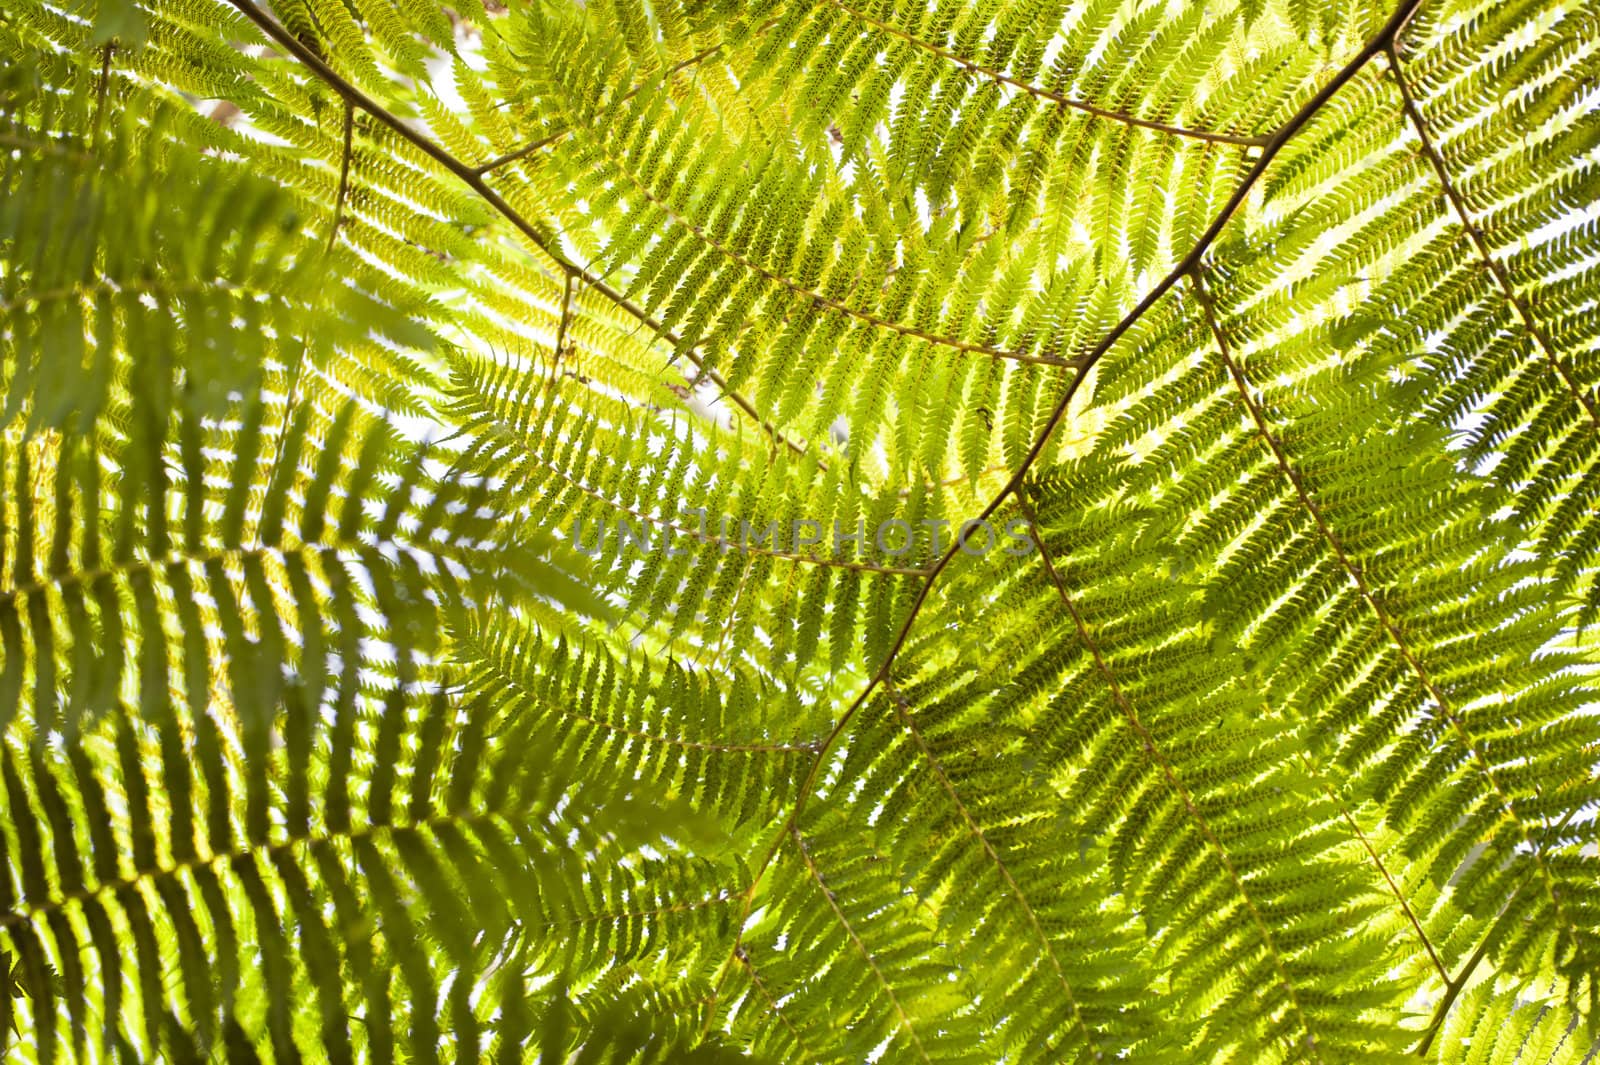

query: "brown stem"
left=1413, top=798, right=1590, bottom=1055
left=564, top=103, right=1082, bottom=367
left=1016, top=496, right=1324, bottom=1058
left=788, top=824, right=931, bottom=1063
left=733, top=947, right=821, bottom=1062
left=474, top=35, right=750, bottom=175
left=1413, top=913, right=1498, bottom=1057
left=1190, top=267, right=1580, bottom=960
left=884, top=677, right=1104, bottom=1056
left=0, top=801, right=528, bottom=934
left=223, top=0, right=814, bottom=464
left=1299, top=751, right=1449, bottom=984
left=823, top=0, right=1270, bottom=147
left=90, top=44, right=114, bottom=150
left=548, top=268, right=574, bottom=392
left=496, top=436, right=930, bottom=576
left=1385, top=47, right=1600, bottom=432
left=324, top=102, right=354, bottom=254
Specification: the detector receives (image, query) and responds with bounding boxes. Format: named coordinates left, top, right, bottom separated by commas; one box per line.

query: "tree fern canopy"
left=0, top=0, right=1596, bottom=1057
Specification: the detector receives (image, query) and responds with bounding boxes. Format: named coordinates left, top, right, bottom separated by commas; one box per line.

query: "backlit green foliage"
left=0, top=0, right=1596, bottom=1060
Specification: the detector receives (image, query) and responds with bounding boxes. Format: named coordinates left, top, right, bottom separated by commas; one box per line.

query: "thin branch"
left=472, top=127, right=567, bottom=177
left=537, top=886, right=743, bottom=928
left=0, top=514, right=470, bottom=607
left=262, top=346, right=309, bottom=528
left=1190, top=267, right=1583, bottom=955
left=788, top=824, right=931, bottom=1064
left=1386, top=47, right=1600, bottom=432
left=734, top=947, right=822, bottom=1063
left=0, top=800, right=524, bottom=934
left=474, top=35, right=749, bottom=176
left=495, top=433, right=930, bottom=576
left=897, top=463, right=1011, bottom=498
left=569, top=112, right=1083, bottom=367
left=2, top=543, right=270, bottom=605
left=223, top=0, right=814, bottom=464
left=0, top=132, right=93, bottom=163
left=529, top=268, right=577, bottom=443
left=548, top=268, right=574, bottom=392
left=1017, top=496, right=1324, bottom=1057
left=1184, top=290, right=1453, bottom=987
left=474, top=674, right=821, bottom=754
left=1412, top=799, right=1590, bottom=1055
left=0, top=275, right=268, bottom=316
left=1413, top=901, right=1501, bottom=1056
left=823, top=0, right=1271, bottom=147
left=699, top=560, right=754, bottom=670
left=1298, top=751, right=1449, bottom=984
left=527, top=703, right=820, bottom=755
left=90, top=44, right=114, bottom=150
left=884, top=678, right=1104, bottom=1056
left=324, top=102, right=354, bottom=254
